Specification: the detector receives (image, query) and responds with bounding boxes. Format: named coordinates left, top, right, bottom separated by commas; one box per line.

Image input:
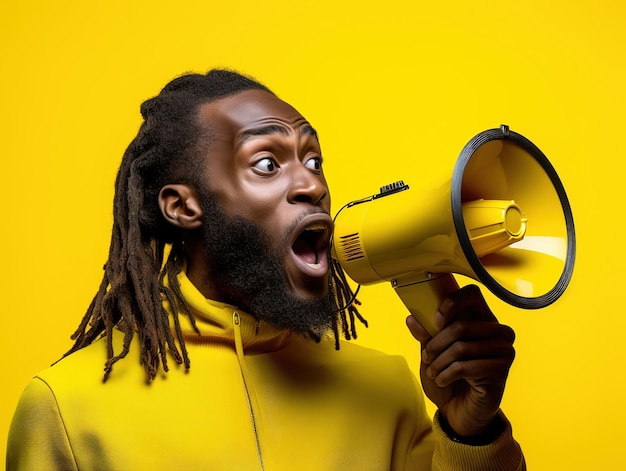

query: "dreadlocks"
left=63, top=69, right=365, bottom=382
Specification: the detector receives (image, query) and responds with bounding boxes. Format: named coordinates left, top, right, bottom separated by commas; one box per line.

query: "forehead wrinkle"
left=235, top=120, right=319, bottom=150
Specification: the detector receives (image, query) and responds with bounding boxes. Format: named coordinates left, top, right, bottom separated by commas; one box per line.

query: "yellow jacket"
left=7, top=273, right=524, bottom=470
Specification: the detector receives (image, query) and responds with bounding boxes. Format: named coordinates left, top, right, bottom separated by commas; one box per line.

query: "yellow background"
left=1, top=1, right=623, bottom=468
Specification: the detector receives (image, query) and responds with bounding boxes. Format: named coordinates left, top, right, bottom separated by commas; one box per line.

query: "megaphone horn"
left=332, top=125, right=576, bottom=335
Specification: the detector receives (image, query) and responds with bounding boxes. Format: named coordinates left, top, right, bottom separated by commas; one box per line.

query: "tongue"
left=292, top=238, right=317, bottom=264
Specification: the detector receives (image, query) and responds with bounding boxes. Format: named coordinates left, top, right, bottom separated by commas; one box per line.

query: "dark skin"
left=407, top=284, right=516, bottom=438
left=159, top=89, right=516, bottom=441
left=160, top=90, right=332, bottom=302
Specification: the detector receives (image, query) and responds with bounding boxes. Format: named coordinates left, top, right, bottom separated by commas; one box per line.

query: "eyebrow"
left=238, top=123, right=319, bottom=145
left=302, top=124, right=319, bottom=140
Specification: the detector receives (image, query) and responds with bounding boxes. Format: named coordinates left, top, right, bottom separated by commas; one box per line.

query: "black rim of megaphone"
left=451, top=126, right=576, bottom=309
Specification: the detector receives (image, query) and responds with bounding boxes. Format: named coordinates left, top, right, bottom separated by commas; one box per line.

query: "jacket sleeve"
left=429, top=410, right=526, bottom=471
left=6, top=377, right=79, bottom=471
left=400, top=366, right=526, bottom=471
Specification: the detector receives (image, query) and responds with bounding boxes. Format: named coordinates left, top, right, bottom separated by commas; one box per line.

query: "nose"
left=287, top=163, right=328, bottom=206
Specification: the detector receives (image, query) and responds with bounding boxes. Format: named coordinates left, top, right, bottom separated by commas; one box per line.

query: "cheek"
left=225, top=187, right=282, bottom=220
left=229, top=178, right=287, bottom=217
left=215, top=184, right=290, bottom=241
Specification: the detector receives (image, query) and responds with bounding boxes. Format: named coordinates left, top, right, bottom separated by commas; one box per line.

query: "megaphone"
left=332, top=125, right=575, bottom=335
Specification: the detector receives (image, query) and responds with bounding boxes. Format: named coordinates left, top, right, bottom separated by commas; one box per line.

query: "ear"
left=158, top=184, right=203, bottom=230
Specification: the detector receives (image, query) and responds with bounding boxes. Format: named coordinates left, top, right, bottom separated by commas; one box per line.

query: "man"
left=7, top=69, right=525, bottom=470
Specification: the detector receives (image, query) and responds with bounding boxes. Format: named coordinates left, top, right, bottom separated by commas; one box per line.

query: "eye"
left=253, top=157, right=278, bottom=174
left=304, top=157, right=322, bottom=173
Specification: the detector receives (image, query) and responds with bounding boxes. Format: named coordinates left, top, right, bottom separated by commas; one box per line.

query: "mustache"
left=285, top=207, right=331, bottom=236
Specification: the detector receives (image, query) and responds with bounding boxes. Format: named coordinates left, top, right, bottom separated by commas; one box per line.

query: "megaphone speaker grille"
left=451, top=125, right=576, bottom=309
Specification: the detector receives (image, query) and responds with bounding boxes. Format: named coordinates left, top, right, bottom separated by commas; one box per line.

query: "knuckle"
left=500, top=324, right=516, bottom=341
left=447, top=361, right=464, bottom=377
left=463, top=284, right=481, bottom=296
left=452, top=340, right=471, bottom=358
left=449, top=320, right=467, bottom=337
left=509, top=345, right=517, bottom=361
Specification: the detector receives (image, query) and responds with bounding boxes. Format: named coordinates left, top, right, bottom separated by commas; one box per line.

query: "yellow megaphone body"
left=332, top=125, right=575, bottom=335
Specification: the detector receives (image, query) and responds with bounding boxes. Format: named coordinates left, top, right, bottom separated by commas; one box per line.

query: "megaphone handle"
left=393, top=273, right=460, bottom=337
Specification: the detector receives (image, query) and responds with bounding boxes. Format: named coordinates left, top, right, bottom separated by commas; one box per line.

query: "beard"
left=199, top=194, right=336, bottom=338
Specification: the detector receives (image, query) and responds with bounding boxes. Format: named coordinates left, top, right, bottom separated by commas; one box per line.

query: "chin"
left=287, top=279, right=329, bottom=301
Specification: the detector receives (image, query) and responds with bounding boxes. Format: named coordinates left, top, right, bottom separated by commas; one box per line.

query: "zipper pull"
left=233, top=311, right=243, bottom=351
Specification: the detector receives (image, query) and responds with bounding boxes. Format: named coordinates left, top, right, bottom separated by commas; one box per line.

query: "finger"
left=426, top=342, right=515, bottom=385
left=438, top=284, right=497, bottom=328
left=406, top=315, right=431, bottom=345
left=429, top=356, right=514, bottom=388
left=422, top=321, right=516, bottom=365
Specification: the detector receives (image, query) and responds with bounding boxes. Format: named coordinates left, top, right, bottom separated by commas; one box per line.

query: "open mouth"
left=290, top=215, right=333, bottom=272
left=292, top=223, right=327, bottom=268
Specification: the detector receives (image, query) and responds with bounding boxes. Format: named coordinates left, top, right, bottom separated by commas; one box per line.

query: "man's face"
left=196, top=89, right=333, bottom=302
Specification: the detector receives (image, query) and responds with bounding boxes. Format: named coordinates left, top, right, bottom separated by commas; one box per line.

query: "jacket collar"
left=173, top=271, right=292, bottom=353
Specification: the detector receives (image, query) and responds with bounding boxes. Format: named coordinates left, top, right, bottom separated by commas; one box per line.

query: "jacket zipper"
left=233, top=311, right=265, bottom=471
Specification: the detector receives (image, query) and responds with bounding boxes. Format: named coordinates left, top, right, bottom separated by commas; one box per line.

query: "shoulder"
left=39, top=335, right=123, bottom=380
left=34, top=331, right=152, bottom=403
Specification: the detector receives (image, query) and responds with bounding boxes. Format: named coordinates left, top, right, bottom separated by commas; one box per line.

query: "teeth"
left=306, top=262, right=322, bottom=269
left=305, top=223, right=326, bottom=232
